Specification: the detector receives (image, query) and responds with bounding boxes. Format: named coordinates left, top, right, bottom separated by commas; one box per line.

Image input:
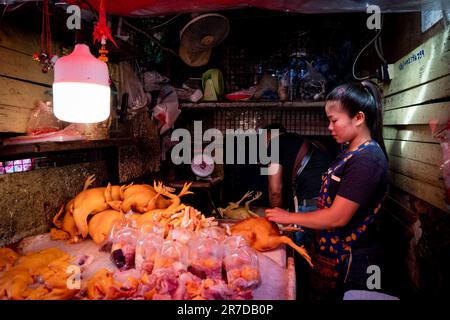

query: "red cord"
left=40, top=0, right=52, bottom=56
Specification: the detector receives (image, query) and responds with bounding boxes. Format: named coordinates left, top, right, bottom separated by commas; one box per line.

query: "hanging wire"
left=146, top=13, right=182, bottom=31
left=375, top=37, right=387, bottom=64
left=352, top=13, right=384, bottom=80
left=0, top=4, right=7, bottom=27
left=122, top=19, right=178, bottom=58
left=1, top=2, right=29, bottom=27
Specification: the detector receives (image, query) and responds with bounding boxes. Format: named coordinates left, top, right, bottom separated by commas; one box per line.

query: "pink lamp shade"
left=53, top=44, right=110, bottom=123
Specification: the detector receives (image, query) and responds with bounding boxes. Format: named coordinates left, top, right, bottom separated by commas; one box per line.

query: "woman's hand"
left=265, top=207, right=294, bottom=225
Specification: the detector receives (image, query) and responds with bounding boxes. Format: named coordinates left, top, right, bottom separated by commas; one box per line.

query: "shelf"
left=0, top=138, right=137, bottom=160
left=179, top=101, right=326, bottom=110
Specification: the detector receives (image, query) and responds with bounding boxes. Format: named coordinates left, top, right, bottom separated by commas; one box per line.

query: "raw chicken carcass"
left=231, top=217, right=313, bottom=267
left=218, top=191, right=261, bottom=220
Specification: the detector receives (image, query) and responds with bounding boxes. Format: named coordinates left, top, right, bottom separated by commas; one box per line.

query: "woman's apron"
left=310, top=140, right=384, bottom=298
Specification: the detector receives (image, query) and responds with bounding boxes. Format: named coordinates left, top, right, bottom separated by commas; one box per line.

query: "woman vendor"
left=265, top=80, right=389, bottom=300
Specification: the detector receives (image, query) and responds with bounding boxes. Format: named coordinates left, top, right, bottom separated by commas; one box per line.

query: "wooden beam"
left=388, top=154, right=444, bottom=189
left=383, top=102, right=449, bottom=126
left=0, top=47, right=54, bottom=86
left=389, top=171, right=449, bottom=213
left=383, top=125, right=439, bottom=143
left=383, top=28, right=450, bottom=97
left=384, top=75, right=450, bottom=111
left=385, top=139, right=442, bottom=166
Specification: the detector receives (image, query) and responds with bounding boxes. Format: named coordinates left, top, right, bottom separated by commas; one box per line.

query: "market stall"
left=0, top=0, right=449, bottom=302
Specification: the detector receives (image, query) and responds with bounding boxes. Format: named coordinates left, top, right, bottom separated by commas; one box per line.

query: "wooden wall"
left=0, top=22, right=55, bottom=133
left=383, top=26, right=449, bottom=213
left=381, top=22, right=450, bottom=298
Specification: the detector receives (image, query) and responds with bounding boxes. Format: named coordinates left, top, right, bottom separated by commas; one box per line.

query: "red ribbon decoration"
left=93, top=0, right=118, bottom=47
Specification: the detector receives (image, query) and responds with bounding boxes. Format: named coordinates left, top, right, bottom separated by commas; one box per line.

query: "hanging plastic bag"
left=26, top=101, right=63, bottom=135
left=152, top=85, right=180, bottom=134
left=119, top=61, right=149, bottom=118
left=143, top=71, right=170, bottom=92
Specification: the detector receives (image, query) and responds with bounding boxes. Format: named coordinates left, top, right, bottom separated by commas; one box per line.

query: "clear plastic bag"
left=168, top=228, right=195, bottom=245
left=223, top=238, right=260, bottom=290
left=152, top=85, right=180, bottom=134
left=188, top=237, right=223, bottom=279
left=119, top=61, right=149, bottom=118
left=154, top=240, right=189, bottom=272
left=135, top=223, right=165, bottom=274
left=199, top=226, right=227, bottom=242
left=26, top=101, right=62, bottom=135
left=221, top=235, right=248, bottom=255
left=109, top=220, right=138, bottom=271
left=143, top=71, right=169, bottom=92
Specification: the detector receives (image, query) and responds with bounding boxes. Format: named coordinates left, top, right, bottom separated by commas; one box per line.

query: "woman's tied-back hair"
left=326, top=80, right=387, bottom=158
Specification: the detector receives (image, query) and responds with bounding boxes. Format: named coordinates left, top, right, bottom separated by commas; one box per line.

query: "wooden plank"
left=0, top=138, right=138, bottom=159
left=0, top=47, right=54, bottom=86
left=383, top=28, right=450, bottom=96
left=388, top=154, right=444, bottom=189
left=389, top=171, right=448, bottom=213
left=0, top=104, right=33, bottom=133
left=383, top=125, right=440, bottom=143
left=0, top=76, right=50, bottom=133
left=0, top=76, right=49, bottom=108
left=383, top=102, right=449, bottom=126
left=0, top=23, right=41, bottom=55
left=384, top=75, right=450, bottom=111
left=0, top=102, right=33, bottom=134
left=385, top=139, right=442, bottom=166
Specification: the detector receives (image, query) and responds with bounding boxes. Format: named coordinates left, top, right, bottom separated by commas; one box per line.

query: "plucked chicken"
left=230, top=217, right=313, bottom=267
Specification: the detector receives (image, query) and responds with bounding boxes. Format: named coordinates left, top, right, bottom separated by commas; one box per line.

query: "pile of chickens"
left=0, top=225, right=261, bottom=300
left=51, top=175, right=216, bottom=244
left=0, top=175, right=313, bottom=300
left=0, top=247, right=81, bottom=299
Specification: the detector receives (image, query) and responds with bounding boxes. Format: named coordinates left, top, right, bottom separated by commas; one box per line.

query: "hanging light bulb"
left=53, top=44, right=110, bottom=123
